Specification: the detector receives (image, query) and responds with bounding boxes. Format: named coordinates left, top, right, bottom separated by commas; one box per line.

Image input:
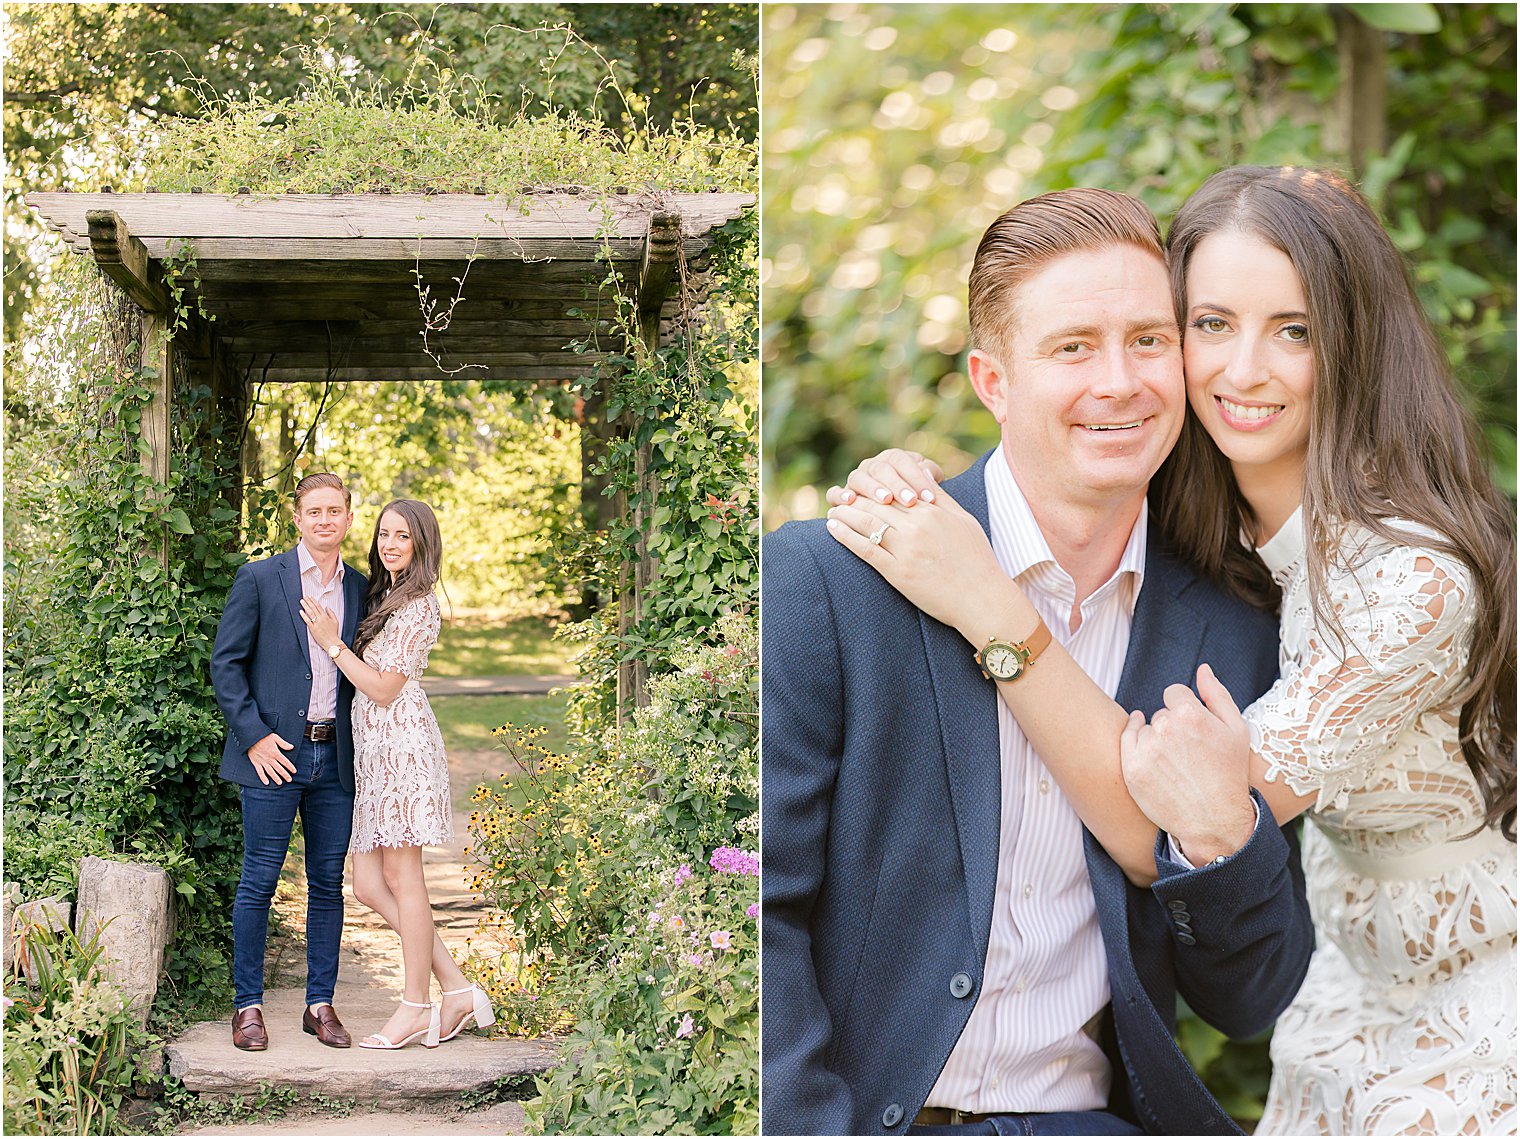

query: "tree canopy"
left=762, top=3, right=1516, bottom=525
left=4, top=2, right=757, bottom=338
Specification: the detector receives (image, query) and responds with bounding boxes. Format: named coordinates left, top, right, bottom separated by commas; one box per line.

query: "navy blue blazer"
left=760, top=455, right=1313, bottom=1136
left=210, top=547, right=368, bottom=793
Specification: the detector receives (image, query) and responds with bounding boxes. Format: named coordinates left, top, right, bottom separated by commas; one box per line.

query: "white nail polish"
left=875, top=489, right=889, bottom=502
left=921, top=490, right=936, bottom=503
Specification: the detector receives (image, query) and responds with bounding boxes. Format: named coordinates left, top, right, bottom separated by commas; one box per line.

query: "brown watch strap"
left=1021, top=615, right=1053, bottom=663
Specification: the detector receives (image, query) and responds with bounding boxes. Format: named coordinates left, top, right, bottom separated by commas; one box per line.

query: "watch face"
left=983, top=643, right=1024, bottom=680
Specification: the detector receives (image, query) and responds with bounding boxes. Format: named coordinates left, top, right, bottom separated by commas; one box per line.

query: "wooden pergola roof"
left=25, top=190, right=754, bottom=384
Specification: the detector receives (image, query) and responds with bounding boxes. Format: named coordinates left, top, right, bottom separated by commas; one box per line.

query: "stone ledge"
left=167, top=1023, right=559, bottom=1105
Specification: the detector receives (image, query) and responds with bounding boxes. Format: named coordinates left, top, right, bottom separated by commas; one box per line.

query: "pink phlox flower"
left=687, top=953, right=704, bottom=966
left=673, top=863, right=693, bottom=887
left=709, top=846, right=760, bottom=877
left=746, top=903, right=759, bottom=919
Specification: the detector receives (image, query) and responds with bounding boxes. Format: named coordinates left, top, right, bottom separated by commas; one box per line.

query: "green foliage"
left=467, top=614, right=758, bottom=1134
left=566, top=208, right=759, bottom=735
left=3, top=920, right=159, bottom=1137
left=239, top=379, right=584, bottom=612
left=3, top=255, right=242, bottom=1016
left=5, top=4, right=758, bottom=338
left=526, top=857, right=759, bottom=1136
left=762, top=3, right=1516, bottom=521
left=148, top=1076, right=356, bottom=1132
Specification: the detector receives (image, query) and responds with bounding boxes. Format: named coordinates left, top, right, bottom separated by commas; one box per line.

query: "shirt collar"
left=983, top=444, right=1147, bottom=602
left=296, top=540, right=344, bottom=584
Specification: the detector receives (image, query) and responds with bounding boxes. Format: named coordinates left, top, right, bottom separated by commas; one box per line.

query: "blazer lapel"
left=922, top=456, right=1003, bottom=962
left=278, top=549, right=313, bottom=669
left=342, top=562, right=366, bottom=642
left=1114, top=540, right=1205, bottom=716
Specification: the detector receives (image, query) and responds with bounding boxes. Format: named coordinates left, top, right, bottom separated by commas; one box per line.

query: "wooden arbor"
left=25, top=188, right=754, bottom=712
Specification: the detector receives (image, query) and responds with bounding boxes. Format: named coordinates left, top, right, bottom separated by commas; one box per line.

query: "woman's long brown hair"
left=353, top=499, right=444, bottom=658
left=1153, top=166, right=1516, bottom=838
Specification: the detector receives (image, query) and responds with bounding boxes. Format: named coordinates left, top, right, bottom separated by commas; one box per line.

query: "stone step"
left=166, top=982, right=560, bottom=1108
left=179, top=1101, right=527, bottom=1136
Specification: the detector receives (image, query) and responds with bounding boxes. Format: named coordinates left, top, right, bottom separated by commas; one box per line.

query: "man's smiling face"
left=972, top=243, right=1184, bottom=512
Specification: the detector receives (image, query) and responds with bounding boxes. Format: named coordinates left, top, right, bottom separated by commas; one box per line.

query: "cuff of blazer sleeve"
left=1162, top=799, right=1262, bottom=869
left=1149, top=784, right=1282, bottom=894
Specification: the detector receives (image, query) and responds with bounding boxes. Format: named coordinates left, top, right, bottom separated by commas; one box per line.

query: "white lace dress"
left=1247, top=508, right=1516, bottom=1136
left=349, top=593, right=453, bottom=854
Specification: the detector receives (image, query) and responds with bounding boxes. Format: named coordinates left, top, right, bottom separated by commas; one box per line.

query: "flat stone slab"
left=180, top=1100, right=527, bottom=1135
left=166, top=982, right=560, bottom=1106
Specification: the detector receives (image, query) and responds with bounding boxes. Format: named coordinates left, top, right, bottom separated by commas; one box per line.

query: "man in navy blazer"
left=761, top=191, right=1313, bottom=1135
left=211, top=472, right=369, bottom=1052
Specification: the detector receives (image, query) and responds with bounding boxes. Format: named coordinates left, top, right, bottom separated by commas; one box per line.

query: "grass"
left=433, top=692, right=574, bottom=756
left=430, top=612, right=577, bottom=678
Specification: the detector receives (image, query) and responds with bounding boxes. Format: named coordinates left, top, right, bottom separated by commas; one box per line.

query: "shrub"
left=3, top=920, right=157, bottom=1136
left=526, top=852, right=759, bottom=1136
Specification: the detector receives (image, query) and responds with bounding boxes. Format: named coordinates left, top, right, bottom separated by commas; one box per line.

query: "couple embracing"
left=210, top=473, right=495, bottom=1053
left=763, top=168, right=1515, bottom=1135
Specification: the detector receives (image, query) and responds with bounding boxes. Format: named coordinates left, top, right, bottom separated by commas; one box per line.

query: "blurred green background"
left=761, top=3, right=1514, bottom=1128
left=761, top=2, right=1516, bottom=533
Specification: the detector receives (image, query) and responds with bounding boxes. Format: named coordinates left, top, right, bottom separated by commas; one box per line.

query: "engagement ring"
left=868, top=523, right=892, bottom=546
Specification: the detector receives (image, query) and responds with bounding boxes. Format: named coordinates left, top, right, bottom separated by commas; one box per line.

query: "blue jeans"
left=909, top=1112, right=1143, bottom=1136
left=232, top=736, right=353, bottom=1010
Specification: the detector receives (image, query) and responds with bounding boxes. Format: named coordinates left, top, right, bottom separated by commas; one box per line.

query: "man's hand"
left=1119, top=663, right=1256, bottom=865
left=247, top=732, right=297, bottom=785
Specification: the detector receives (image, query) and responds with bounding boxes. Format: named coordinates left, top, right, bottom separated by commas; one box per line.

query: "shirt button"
left=1022, top=883, right=1034, bottom=898
left=1014, top=977, right=1028, bottom=993
left=1038, top=779, right=1050, bottom=794
left=991, top=1077, right=1000, bottom=1090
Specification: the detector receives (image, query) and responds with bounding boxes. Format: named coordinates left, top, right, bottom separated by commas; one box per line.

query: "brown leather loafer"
left=232, top=1007, right=268, bottom=1051
left=302, top=1003, right=352, bottom=1048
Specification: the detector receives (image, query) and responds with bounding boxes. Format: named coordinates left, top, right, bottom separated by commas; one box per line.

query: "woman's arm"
left=825, top=486, right=1265, bottom=885
left=299, top=597, right=409, bottom=708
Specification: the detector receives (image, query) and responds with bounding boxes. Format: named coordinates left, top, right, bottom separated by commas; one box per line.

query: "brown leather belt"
left=913, top=1107, right=1000, bottom=1126
left=303, top=721, right=337, bottom=742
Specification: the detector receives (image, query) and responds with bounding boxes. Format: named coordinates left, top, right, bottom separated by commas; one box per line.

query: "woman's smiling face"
left=1183, top=229, right=1316, bottom=487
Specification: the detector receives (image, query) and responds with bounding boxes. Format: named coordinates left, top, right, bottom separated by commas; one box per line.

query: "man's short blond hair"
left=968, top=188, right=1166, bottom=361
left=293, top=471, right=351, bottom=510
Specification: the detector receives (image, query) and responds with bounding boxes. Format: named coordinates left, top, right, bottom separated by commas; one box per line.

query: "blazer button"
left=305, top=673, right=312, bottom=680
left=1168, top=899, right=1187, bottom=912
left=299, top=709, right=306, bottom=717
left=949, top=972, right=974, bottom=999
left=882, top=1103, right=904, bottom=1128
left=1177, top=932, right=1197, bottom=946
left=1172, top=908, right=1191, bottom=923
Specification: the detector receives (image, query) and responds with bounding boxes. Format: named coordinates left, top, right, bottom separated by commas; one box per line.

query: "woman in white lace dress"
left=301, top=499, right=495, bottom=1050
left=824, top=167, right=1515, bottom=1133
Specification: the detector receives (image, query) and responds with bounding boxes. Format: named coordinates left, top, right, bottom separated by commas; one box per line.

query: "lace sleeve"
left=373, top=593, right=440, bottom=679
left=1244, top=540, right=1474, bottom=813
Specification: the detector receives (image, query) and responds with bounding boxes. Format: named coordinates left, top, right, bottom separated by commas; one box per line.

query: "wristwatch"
left=327, top=643, right=344, bottom=661
left=975, top=616, right=1052, bottom=681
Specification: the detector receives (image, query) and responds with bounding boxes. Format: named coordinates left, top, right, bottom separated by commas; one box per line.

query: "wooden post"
left=615, top=214, right=683, bottom=719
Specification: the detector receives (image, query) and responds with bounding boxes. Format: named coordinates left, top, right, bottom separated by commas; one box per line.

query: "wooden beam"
left=27, top=191, right=755, bottom=242
left=226, top=349, right=607, bottom=369
left=86, top=211, right=167, bottom=313
left=132, top=236, right=652, bottom=262
left=637, top=213, right=682, bottom=336
left=242, top=365, right=598, bottom=383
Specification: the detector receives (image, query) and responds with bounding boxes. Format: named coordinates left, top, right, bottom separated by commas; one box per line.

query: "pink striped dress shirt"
left=925, top=447, right=1146, bottom=1114
left=297, top=541, right=347, bottom=723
